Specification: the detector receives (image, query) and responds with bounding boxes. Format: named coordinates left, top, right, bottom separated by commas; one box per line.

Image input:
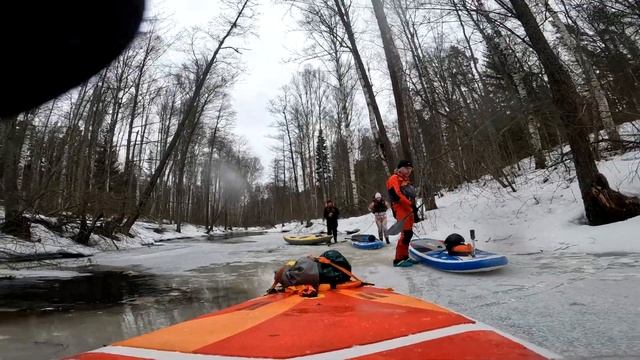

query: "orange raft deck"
left=67, top=286, right=560, bottom=360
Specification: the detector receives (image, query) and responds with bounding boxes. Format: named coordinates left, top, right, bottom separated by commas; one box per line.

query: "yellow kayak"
left=283, top=234, right=332, bottom=245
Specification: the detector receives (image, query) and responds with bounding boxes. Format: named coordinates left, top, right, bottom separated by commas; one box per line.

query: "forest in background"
left=1, top=0, right=639, bottom=243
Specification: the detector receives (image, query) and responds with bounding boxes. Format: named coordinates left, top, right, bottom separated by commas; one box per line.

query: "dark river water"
left=1, top=233, right=639, bottom=360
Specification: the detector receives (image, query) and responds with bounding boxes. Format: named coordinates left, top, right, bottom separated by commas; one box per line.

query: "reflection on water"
left=0, top=267, right=156, bottom=312
left=0, top=261, right=275, bottom=360
left=6, top=232, right=638, bottom=360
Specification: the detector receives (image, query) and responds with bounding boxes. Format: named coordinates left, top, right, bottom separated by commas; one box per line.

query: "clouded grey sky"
left=147, top=0, right=307, bottom=178
left=146, top=0, right=398, bottom=182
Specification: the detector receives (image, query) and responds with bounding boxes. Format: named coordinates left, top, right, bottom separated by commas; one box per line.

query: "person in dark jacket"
left=323, top=200, right=340, bottom=243
left=368, top=192, right=390, bottom=244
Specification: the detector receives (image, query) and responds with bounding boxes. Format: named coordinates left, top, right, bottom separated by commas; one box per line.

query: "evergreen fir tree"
left=315, top=127, right=331, bottom=197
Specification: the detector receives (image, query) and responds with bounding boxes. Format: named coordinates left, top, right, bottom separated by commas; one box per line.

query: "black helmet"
left=444, top=233, right=465, bottom=251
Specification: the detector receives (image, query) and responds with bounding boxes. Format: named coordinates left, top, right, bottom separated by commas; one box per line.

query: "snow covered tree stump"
left=584, top=173, right=640, bottom=226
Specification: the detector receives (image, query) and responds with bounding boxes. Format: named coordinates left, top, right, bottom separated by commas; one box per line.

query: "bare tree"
left=537, top=0, right=621, bottom=149
left=506, top=0, right=640, bottom=225
left=1, top=114, right=31, bottom=238
left=371, top=0, right=438, bottom=209
left=121, top=0, right=255, bottom=234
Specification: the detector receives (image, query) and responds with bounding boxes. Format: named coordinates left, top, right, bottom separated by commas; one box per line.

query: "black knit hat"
left=397, top=160, right=413, bottom=169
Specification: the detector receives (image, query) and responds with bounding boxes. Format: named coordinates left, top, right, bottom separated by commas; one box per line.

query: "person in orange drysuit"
left=386, top=160, right=420, bottom=267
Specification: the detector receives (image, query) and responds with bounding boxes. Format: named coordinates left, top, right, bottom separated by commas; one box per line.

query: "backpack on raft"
left=278, top=256, right=320, bottom=289
left=270, top=250, right=360, bottom=296
left=444, top=233, right=474, bottom=256
left=318, top=250, right=352, bottom=286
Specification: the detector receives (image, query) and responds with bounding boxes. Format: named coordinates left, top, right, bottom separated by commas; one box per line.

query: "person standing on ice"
left=387, top=160, right=419, bottom=267
left=323, top=200, right=340, bottom=243
left=368, top=192, right=390, bottom=244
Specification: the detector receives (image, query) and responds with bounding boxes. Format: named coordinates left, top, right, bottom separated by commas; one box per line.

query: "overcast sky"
left=147, top=0, right=308, bottom=178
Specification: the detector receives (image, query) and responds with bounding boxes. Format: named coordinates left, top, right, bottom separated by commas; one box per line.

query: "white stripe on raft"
left=292, top=323, right=490, bottom=359
left=442, top=266, right=508, bottom=273
left=291, top=322, right=558, bottom=360
left=473, top=320, right=562, bottom=359
left=410, top=251, right=505, bottom=263
left=82, top=346, right=266, bottom=360
left=81, top=322, right=560, bottom=359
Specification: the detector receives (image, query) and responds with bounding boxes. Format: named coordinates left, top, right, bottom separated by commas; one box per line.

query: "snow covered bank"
left=2, top=122, right=639, bottom=263
left=0, top=218, right=263, bottom=263
left=276, top=152, right=640, bottom=255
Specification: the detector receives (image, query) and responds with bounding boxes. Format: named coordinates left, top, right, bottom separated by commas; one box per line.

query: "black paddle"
left=470, top=229, right=477, bottom=257
left=387, top=202, right=425, bottom=236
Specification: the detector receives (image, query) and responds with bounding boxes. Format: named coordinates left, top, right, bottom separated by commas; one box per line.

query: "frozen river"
left=1, top=233, right=639, bottom=359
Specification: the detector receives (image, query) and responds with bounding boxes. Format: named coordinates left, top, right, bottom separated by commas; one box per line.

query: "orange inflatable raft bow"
left=67, top=285, right=560, bottom=360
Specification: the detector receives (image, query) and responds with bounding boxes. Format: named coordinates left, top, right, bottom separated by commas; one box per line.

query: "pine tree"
left=315, top=127, right=331, bottom=200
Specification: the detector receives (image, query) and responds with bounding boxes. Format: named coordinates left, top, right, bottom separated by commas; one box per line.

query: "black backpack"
left=318, top=250, right=352, bottom=287
left=444, top=233, right=466, bottom=254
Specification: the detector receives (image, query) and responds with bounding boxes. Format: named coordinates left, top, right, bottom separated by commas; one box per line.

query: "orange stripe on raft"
left=350, top=330, right=549, bottom=360
left=339, top=287, right=452, bottom=313
left=195, top=290, right=472, bottom=358
left=195, top=292, right=287, bottom=319
left=114, top=294, right=304, bottom=353
left=63, top=353, right=150, bottom=360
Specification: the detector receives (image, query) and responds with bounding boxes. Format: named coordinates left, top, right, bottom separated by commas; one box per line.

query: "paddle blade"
left=387, top=219, right=405, bottom=236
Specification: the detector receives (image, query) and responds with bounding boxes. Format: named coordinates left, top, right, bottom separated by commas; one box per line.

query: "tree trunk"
left=392, top=0, right=451, bottom=192
left=203, top=126, right=217, bottom=232
left=371, top=0, right=411, bottom=162
left=474, top=0, right=546, bottom=169
left=1, top=115, right=31, bottom=239
left=176, top=101, right=208, bottom=232
left=121, top=0, right=251, bottom=234
left=539, top=0, right=621, bottom=150
left=75, top=76, right=106, bottom=244
left=372, top=0, right=437, bottom=208
left=509, top=0, right=640, bottom=225
left=334, top=0, right=394, bottom=174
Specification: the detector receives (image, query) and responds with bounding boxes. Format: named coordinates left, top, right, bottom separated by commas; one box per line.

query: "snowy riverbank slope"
left=2, top=122, right=640, bottom=263
left=278, top=122, right=640, bottom=255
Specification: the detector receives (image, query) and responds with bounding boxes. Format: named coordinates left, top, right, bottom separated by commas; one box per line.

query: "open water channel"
left=1, top=233, right=639, bottom=359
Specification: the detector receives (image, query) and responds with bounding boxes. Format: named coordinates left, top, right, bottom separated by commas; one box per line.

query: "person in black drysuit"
left=323, top=200, right=340, bottom=243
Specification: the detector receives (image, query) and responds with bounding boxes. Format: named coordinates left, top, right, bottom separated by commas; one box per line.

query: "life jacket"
left=387, top=172, right=415, bottom=208
left=449, top=243, right=474, bottom=256
left=370, top=199, right=387, bottom=213
left=444, top=233, right=473, bottom=256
